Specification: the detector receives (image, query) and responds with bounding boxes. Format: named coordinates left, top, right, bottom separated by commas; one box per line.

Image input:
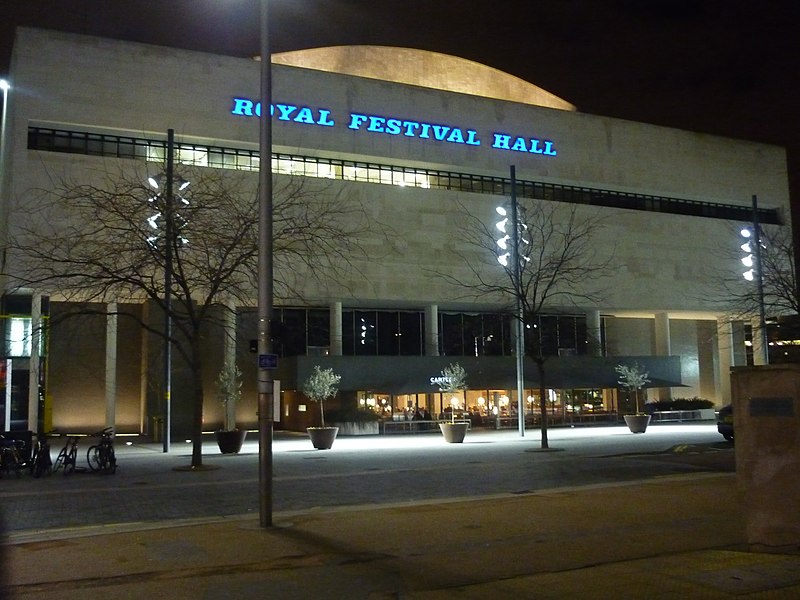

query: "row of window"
left=27, top=127, right=781, bottom=225
left=268, top=308, right=597, bottom=358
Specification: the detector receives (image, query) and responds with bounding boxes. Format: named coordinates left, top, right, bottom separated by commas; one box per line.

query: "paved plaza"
left=2, top=424, right=799, bottom=598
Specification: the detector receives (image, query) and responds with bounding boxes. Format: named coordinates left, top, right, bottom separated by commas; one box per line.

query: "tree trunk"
left=320, top=401, right=326, bottom=428
left=536, top=359, right=549, bottom=449
left=191, top=341, right=204, bottom=468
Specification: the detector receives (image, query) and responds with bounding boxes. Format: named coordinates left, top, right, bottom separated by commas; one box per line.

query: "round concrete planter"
left=439, top=422, right=469, bottom=443
left=215, top=429, right=248, bottom=454
left=623, top=414, right=651, bottom=434
left=307, top=426, right=339, bottom=450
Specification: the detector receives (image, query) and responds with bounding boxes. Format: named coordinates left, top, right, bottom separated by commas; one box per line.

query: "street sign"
left=258, top=353, right=278, bottom=369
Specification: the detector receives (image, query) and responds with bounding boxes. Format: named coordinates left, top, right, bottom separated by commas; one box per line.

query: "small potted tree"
left=214, top=363, right=247, bottom=453
left=303, top=365, right=342, bottom=450
left=615, top=362, right=651, bottom=433
left=436, top=362, right=469, bottom=443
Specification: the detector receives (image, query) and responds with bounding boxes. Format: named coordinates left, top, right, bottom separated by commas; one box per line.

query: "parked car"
left=717, top=404, right=734, bottom=441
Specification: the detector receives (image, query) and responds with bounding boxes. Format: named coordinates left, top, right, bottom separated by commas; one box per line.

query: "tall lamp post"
left=1, top=79, right=10, bottom=233
left=740, top=194, right=769, bottom=364
left=257, top=0, right=275, bottom=528
left=495, top=165, right=527, bottom=436
left=146, top=130, right=189, bottom=452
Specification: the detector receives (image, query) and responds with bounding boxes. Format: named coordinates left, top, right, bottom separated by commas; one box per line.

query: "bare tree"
left=438, top=198, right=611, bottom=448
left=4, top=164, right=371, bottom=467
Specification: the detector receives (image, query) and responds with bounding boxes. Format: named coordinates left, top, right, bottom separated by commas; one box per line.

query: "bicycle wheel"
left=64, top=446, right=77, bottom=475
left=87, top=445, right=102, bottom=471
left=33, top=450, right=51, bottom=478
left=104, top=447, right=117, bottom=474
left=53, top=447, right=67, bottom=473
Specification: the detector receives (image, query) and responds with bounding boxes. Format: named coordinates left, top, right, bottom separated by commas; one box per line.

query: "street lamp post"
left=146, top=130, right=190, bottom=452
left=1, top=79, right=10, bottom=237
left=495, top=165, right=526, bottom=436
left=163, top=131, right=174, bottom=453
left=257, top=0, right=275, bottom=528
left=740, top=194, right=768, bottom=364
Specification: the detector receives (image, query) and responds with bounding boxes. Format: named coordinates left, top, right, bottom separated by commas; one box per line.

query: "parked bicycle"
left=29, top=431, right=53, bottom=478
left=0, top=434, right=25, bottom=479
left=87, top=427, right=116, bottom=474
left=53, top=435, right=79, bottom=475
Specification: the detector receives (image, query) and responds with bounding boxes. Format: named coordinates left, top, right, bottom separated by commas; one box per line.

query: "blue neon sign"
left=230, top=97, right=557, bottom=157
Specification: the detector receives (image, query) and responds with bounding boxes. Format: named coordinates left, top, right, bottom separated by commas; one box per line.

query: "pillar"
left=654, top=312, right=671, bottom=402
left=105, top=302, right=118, bottom=429
left=716, top=318, right=747, bottom=406
left=330, top=301, right=342, bottom=356
left=222, top=299, right=237, bottom=430
left=425, top=304, right=439, bottom=356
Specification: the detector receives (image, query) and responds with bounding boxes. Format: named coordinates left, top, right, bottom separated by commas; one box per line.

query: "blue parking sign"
left=258, top=354, right=278, bottom=369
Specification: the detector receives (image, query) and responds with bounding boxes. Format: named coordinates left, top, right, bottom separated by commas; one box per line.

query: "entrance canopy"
left=282, top=355, right=684, bottom=395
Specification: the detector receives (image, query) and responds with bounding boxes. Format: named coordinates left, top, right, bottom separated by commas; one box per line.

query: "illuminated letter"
left=275, top=104, right=297, bottom=121
left=511, top=137, right=527, bottom=152
left=431, top=125, right=451, bottom=141
left=317, top=109, right=335, bottom=127
left=446, top=129, right=465, bottom=144
left=231, top=98, right=255, bottom=116
left=368, top=116, right=387, bottom=132
left=543, top=141, right=557, bottom=156
left=418, top=123, right=433, bottom=139
left=294, top=107, right=316, bottom=124
left=385, top=119, right=402, bottom=135
left=348, top=113, right=369, bottom=130
left=401, top=121, right=420, bottom=136
left=529, top=139, right=544, bottom=154
left=465, top=130, right=481, bottom=146
left=492, top=133, right=511, bottom=149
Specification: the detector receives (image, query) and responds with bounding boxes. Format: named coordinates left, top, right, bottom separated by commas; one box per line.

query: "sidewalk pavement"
left=3, top=472, right=800, bottom=599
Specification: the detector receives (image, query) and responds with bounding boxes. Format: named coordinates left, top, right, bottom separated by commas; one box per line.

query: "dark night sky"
left=2, top=0, right=799, bottom=209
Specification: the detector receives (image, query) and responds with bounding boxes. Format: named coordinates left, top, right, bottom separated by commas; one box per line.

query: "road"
left=0, top=422, right=732, bottom=539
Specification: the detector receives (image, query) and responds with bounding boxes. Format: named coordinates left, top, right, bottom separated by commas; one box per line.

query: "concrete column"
left=586, top=310, right=602, bottom=357
left=222, top=299, right=237, bottom=430
left=425, top=304, right=439, bottom=356
left=330, top=301, right=342, bottom=356
left=654, top=312, right=671, bottom=356
left=139, top=300, right=150, bottom=434
left=716, top=318, right=747, bottom=406
left=654, top=312, right=671, bottom=402
left=27, top=293, right=41, bottom=432
left=105, top=303, right=118, bottom=429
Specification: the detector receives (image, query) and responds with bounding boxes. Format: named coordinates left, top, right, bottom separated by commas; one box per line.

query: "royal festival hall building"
left=0, top=29, right=791, bottom=437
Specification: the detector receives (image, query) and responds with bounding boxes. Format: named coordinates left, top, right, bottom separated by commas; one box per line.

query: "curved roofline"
left=271, top=45, right=576, bottom=111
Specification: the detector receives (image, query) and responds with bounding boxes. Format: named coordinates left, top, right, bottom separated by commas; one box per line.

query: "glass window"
left=355, top=311, right=377, bottom=355
left=576, top=318, right=588, bottom=355
left=462, top=314, right=483, bottom=357
left=559, top=317, right=577, bottom=354
left=6, top=318, right=32, bottom=357
left=307, top=309, right=329, bottom=349
left=176, top=146, right=208, bottom=167
left=281, top=309, right=306, bottom=357
left=398, top=312, right=423, bottom=356
left=482, top=313, right=505, bottom=356
left=341, top=311, right=355, bottom=356
left=439, top=313, right=464, bottom=356
left=377, top=312, right=399, bottom=355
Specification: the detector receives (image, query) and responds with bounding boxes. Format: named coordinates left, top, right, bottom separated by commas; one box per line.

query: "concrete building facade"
left=0, top=29, right=790, bottom=436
